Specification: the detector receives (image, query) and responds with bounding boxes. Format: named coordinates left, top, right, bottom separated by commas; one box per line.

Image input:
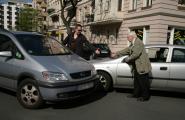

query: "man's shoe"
left=127, top=94, right=139, bottom=98
left=137, top=97, right=149, bottom=102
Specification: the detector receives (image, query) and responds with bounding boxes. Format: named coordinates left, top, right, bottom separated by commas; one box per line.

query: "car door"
left=168, top=48, right=185, bottom=89
left=116, top=47, right=170, bottom=89
left=116, top=59, right=133, bottom=87
left=0, top=34, right=23, bottom=90
left=146, top=47, right=169, bottom=88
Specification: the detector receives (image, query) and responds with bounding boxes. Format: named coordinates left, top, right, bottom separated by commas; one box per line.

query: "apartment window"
left=78, top=9, right=82, bottom=22
left=98, top=0, right=103, bottom=14
left=105, top=0, right=111, bottom=12
left=129, top=0, right=137, bottom=10
left=118, top=0, right=123, bottom=11
left=168, top=27, right=185, bottom=45
left=130, top=26, right=150, bottom=44
left=178, top=0, right=185, bottom=5
left=143, top=0, right=152, bottom=7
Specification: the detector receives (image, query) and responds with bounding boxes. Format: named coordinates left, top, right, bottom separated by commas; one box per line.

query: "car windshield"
left=15, top=34, right=71, bottom=56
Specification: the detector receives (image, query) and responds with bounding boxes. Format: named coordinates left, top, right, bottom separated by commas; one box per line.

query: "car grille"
left=70, top=70, right=91, bottom=79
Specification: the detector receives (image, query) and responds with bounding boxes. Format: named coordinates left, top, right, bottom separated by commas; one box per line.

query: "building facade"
left=76, top=0, right=94, bottom=41
left=32, top=0, right=47, bottom=33
left=112, top=0, right=185, bottom=52
left=78, top=0, right=185, bottom=52
left=47, top=0, right=63, bottom=40
left=88, top=0, right=124, bottom=50
left=0, top=1, right=32, bottom=30
left=45, top=0, right=185, bottom=52
left=47, top=0, right=78, bottom=41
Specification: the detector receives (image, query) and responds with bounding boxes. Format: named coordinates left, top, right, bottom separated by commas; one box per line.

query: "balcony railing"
left=37, top=0, right=42, bottom=4
left=0, top=8, right=3, bottom=11
left=86, top=14, right=94, bottom=23
left=7, top=16, right=12, bottom=19
left=41, top=12, right=48, bottom=17
left=41, top=2, right=47, bottom=8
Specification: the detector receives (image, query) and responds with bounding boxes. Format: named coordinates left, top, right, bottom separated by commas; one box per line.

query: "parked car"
left=92, top=45, right=185, bottom=92
left=0, top=29, right=99, bottom=109
left=91, top=43, right=111, bottom=59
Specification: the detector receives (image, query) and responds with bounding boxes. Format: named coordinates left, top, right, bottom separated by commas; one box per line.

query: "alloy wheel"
left=20, top=84, right=39, bottom=106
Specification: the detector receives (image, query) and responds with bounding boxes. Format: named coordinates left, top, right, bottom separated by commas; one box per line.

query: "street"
left=1, top=88, right=185, bottom=120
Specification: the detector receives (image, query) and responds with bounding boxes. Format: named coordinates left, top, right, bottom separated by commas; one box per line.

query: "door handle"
left=160, top=67, right=167, bottom=70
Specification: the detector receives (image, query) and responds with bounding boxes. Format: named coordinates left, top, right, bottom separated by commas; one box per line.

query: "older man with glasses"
left=111, top=31, right=152, bottom=102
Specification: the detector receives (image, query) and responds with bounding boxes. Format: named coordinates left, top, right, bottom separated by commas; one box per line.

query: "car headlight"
left=42, top=71, right=68, bottom=82
left=91, top=66, right=97, bottom=75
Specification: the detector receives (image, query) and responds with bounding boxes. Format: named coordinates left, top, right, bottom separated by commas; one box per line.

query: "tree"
left=59, top=0, right=81, bottom=34
left=16, top=7, right=38, bottom=32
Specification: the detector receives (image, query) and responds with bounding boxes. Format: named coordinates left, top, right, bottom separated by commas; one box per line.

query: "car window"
left=146, top=47, right=168, bottom=62
left=0, top=34, right=14, bottom=52
left=15, top=34, right=71, bottom=56
left=172, top=48, right=185, bottom=63
left=0, top=34, right=24, bottom=59
left=93, top=44, right=109, bottom=50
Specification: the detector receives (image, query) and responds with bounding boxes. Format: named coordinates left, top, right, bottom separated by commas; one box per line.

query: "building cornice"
left=87, top=18, right=123, bottom=26
left=124, top=12, right=185, bottom=20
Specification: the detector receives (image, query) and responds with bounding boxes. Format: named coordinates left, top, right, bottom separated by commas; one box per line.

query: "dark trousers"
left=133, top=70, right=150, bottom=99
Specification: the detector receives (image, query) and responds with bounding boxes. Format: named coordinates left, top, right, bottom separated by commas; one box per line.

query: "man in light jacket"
left=112, top=31, right=152, bottom=101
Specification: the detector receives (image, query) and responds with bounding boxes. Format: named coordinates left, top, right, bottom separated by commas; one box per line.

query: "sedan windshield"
left=93, top=44, right=109, bottom=50
left=15, top=34, right=71, bottom=56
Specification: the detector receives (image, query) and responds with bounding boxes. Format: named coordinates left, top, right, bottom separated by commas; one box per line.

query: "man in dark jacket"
left=63, top=24, right=99, bottom=60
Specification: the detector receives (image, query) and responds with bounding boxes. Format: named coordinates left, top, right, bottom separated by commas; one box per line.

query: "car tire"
left=17, top=78, right=44, bottom=109
left=97, top=71, right=113, bottom=92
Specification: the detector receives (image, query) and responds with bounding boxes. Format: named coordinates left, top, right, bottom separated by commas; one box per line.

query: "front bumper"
left=38, top=75, right=99, bottom=101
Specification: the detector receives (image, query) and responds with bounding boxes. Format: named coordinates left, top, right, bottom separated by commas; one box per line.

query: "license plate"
left=101, top=50, right=108, bottom=53
left=78, top=82, right=94, bottom=91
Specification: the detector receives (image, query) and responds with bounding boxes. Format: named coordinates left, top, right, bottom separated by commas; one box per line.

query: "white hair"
left=128, top=31, right=137, bottom=38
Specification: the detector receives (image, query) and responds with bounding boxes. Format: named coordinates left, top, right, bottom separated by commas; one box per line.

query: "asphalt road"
left=1, top=88, right=185, bottom=120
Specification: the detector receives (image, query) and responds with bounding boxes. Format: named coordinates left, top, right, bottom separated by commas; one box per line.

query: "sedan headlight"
left=42, top=71, right=68, bottom=82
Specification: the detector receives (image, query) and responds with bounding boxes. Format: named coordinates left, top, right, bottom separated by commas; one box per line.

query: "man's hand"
left=111, top=52, right=117, bottom=59
left=123, top=57, right=130, bottom=62
left=95, top=49, right=100, bottom=54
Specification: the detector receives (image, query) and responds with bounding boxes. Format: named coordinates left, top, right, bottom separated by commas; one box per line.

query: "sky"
left=0, top=0, right=32, bottom=4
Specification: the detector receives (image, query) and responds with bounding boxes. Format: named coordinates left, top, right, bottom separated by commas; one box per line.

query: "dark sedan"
left=91, top=43, right=111, bottom=59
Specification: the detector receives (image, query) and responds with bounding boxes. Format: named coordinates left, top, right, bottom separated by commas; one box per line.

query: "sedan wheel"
left=97, top=71, right=112, bottom=92
left=17, top=79, right=44, bottom=109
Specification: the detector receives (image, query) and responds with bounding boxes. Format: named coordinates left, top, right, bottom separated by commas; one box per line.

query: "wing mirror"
left=121, top=56, right=129, bottom=63
left=0, top=51, right=12, bottom=57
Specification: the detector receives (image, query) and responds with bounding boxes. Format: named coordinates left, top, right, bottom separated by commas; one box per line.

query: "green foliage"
left=16, top=7, right=39, bottom=32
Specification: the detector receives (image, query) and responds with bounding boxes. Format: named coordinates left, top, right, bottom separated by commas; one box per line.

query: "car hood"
left=90, top=56, right=127, bottom=64
left=31, top=54, right=93, bottom=74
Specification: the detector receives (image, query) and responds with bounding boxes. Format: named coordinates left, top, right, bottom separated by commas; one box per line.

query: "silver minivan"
left=0, top=30, right=98, bottom=109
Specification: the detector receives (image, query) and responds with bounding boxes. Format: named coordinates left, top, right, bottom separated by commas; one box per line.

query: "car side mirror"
left=0, top=51, right=12, bottom=57
left=121, top=58, right=126, bottom=63
left=121, top=56, right=128, bottom=63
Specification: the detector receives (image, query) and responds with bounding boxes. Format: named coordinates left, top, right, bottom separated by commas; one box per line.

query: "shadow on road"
left=49, top=89, right=107, bottom=109
left=0, top=86, right=107, bottom=109
left=115, top=88, right=185, bottom=99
